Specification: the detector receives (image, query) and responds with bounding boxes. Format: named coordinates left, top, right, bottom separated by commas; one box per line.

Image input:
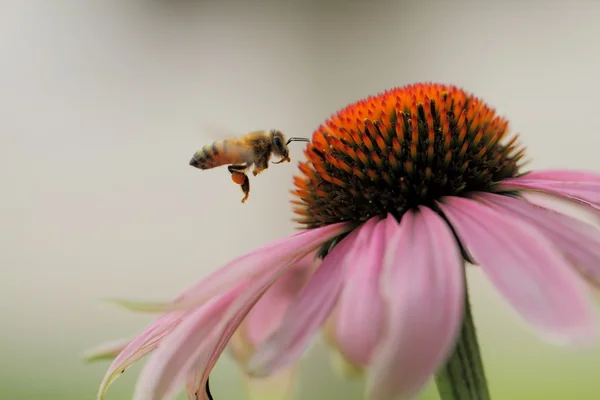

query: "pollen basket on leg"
left=293, top=83, right=524, bottom=229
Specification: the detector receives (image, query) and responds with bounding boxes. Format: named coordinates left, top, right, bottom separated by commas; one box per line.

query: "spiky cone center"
left=292, top=83, right=526, bottom=229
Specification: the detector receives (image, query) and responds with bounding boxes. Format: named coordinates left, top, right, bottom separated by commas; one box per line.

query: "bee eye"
left=273, top=136, right=282, bottom=146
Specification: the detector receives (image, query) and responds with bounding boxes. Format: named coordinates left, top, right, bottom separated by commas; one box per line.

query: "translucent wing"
left=193, top=122, right=256, bottom=164
left=197, top=122, right=241, bottom=142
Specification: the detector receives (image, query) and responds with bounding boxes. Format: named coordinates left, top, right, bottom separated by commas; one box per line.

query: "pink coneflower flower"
left=89, top=83, right=600, bottom=400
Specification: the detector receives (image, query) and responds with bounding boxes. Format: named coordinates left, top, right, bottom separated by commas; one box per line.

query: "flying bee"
left=189, top=129, right=310, bottom=203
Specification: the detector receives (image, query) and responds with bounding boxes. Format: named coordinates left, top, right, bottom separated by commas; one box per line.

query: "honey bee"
left=189, top=129, right=309, bottom=203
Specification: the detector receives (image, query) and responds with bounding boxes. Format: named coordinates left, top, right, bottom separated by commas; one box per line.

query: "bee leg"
left=240, top=173, right=250, bottom=203
left=227, top=163, right=249, bottom=173
left=230, top=171, right=250, bottom=203
left=272, top=156, right=290, bottom=164
left=252, top=165, right=267, bottom=176
left=228, top=164, right=251, bottom=203
left=230, top=170, right=245, bottom=184
left=252, top=155, right=269, bottom=176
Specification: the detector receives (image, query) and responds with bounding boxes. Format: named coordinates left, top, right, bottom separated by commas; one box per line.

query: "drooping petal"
left=132, top=291, right=239, bottom=400
left=112, top=223, right=351, bottom=313
left=226, top=253, right=317, bottom=367
left=495, top=170, right=600, bottom=213
left=514, top=170, right=600, bottom=183
left=96, top=313, right=184, bottom=400
left=438, top=195, right=598, bottom=345
left=367, top=207, right=464, bottom=400
left=84, top=338, right=130, bottom=363
left=473, top=192, right=600, bottom=286
left=224, top=254, right=316, bottom=400
left=185, top=370, right=205, bottom=400
left=190, top=251, right=331, bottom=398
left=133, top=232, right=330, bottom=400
left=321, top=312, right=365, bottom=380
left=245, top=252, right=317, bottom=347
left=334, top=217, right=386, bottom=366
left=247, top=227, right=363, bottom=377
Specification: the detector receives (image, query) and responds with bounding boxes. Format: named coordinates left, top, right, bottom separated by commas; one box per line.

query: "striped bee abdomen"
left=189, top=139, right=249, bottom=169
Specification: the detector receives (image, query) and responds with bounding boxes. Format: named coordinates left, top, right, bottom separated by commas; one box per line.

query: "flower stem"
left=434, top=282, right=491, bottom=400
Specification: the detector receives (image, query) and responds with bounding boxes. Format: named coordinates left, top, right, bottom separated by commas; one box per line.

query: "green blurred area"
left=3, top=276, right=600, bottom=400
left=2, top=340, right=599, bottom=400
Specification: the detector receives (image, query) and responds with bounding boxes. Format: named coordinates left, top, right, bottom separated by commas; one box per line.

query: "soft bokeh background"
left=3, top=1, right=600, bottom=399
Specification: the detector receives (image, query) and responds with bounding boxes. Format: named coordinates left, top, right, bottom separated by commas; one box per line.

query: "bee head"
left=270, top=130, right=310, bottom=162
left=270, top=130, right=290, bottom=159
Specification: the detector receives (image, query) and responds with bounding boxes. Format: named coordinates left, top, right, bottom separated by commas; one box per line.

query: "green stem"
left=434, top=280, right=491, bottom=400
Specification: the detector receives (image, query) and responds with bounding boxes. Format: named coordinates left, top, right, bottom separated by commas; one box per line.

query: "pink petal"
left=134, top=233, right=330, bottom=400
left=438, top=196, right=598, bottom=344
left=245, top=252, right=317, bottom=346
left=321, top=311, right=366, bottom=379
left=367, top=207, right=464, bottom=400
left=473, top=192, right=600, bottom=286
left=84, top=338, right=130, bottom=363
left=192, top=257, right=309, bottom=397
left=334, top=217, right=386, bottom=366
left=496, top=170, right=600, bottom=213
left=185, top=371, right=203, bottom=400
left=190, top=251, right=334, bottom=397
left=247, top=226, right=363, bottom=377
left=96, top=313, right=184, bottom=400
left=132, top=291, right=239, bottom=400
left=514, top=170, right=600, bottom=183
left=220, top=256, right=316, bottom=399
left=113, top=223, right=351, bottom=313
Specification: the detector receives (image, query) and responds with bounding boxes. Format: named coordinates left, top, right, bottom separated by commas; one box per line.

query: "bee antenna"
left=286, top=137, right=310, bottom=145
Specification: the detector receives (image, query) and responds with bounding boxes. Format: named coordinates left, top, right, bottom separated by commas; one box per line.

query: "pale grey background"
left=2, top=1, right=600, bottom=399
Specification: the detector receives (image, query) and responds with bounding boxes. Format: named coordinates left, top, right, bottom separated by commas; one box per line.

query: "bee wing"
left=220, top=140, right=256, bottom=161
left=196, top=122, right=256, bottom=160
left=188, top=123, right=254, bottom=167
left=197, top=122, right=240, bottom=142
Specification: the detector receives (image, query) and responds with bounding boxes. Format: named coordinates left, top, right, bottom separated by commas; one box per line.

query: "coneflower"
left=88, top=83, right=600, bottom=400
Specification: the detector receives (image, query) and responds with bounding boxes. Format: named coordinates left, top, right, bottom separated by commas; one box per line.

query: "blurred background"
left=2, top=1, right=600, bottom=399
